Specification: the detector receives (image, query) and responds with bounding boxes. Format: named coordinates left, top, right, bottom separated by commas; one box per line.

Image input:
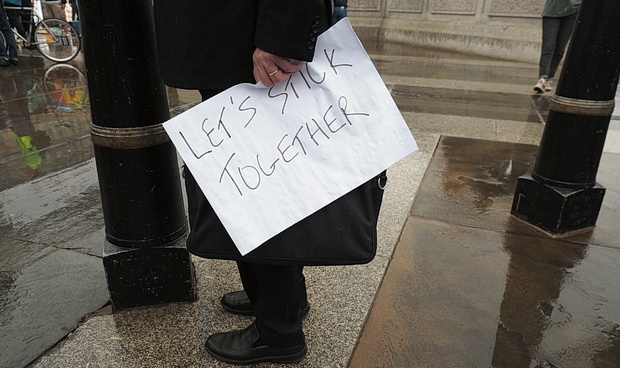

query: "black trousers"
left=538, top=13, right=578, bottom=80
left=237, top=262, right=307, bottom=347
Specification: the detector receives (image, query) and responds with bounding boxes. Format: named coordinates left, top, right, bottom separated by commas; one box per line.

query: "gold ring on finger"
left=268, top=68, right=280, bottom=76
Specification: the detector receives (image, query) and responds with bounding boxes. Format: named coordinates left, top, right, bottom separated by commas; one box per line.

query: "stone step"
left=352, top=17, right=542, bottom=64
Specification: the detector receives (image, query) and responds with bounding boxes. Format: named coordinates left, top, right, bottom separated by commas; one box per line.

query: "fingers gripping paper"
left=163, top=19, right=418, bottom=255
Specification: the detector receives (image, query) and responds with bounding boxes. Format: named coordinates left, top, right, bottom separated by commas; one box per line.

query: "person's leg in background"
left=547, top=12, right=578, bottom=81
left=20, top=0, right=31, bottom=39
left=535, top=16, right=560, bottom=93
left=5, top=7, right=26, bottom=39
left=0, top=4, right=18, bottom=66
left=0, top=28, right=8, bottom=67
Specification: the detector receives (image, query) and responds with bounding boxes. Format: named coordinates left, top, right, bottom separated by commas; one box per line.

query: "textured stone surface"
left=489, top=0, right=545, bottom=16
left=351, top=0, right=544, bottom=18
left=387, top=0, right=423, bottom=13
left=431, top=0, right=476, bottom=14
left=350, top=0, right=382, bottom=11
left=351, top=17, right=542, bottom=63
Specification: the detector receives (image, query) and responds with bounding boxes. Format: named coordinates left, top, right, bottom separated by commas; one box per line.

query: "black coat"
left=153, top=0, right=331, bottom=90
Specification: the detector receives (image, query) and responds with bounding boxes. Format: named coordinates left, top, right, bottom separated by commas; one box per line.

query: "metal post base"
left=511, top=174, right=606, bottom=237
left=102, top=235, right=196, bottom=310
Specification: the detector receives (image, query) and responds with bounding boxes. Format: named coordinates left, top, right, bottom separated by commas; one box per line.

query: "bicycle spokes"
left=35, top=19, right=81, bottom=63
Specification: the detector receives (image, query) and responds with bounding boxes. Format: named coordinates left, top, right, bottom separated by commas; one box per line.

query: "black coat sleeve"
left=254, top=0, right=331, bottom=62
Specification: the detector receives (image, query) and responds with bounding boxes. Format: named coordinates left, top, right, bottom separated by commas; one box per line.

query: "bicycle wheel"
left=34, top=18, right=81, bottom=63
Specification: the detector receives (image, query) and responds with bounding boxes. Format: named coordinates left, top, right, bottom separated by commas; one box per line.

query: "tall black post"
left=512, top=0, right=620, bottom=237
left=79, top=0, right=196, bottom=309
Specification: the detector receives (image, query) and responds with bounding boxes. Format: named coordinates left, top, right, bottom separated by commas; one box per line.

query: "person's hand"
left=252, top=47, right=303, bottom=87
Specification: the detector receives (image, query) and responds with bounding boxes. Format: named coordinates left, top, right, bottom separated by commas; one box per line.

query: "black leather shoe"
left=221, top=290, right=310, bottom=318
left=0, top=59, right=9, bottom=67
left=205, top=323, right=307, bottom=364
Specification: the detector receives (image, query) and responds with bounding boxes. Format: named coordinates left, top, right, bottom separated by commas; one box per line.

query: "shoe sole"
left=534, top=87, right=544, bottom=93
left=206, top=344, right=307, bottom=365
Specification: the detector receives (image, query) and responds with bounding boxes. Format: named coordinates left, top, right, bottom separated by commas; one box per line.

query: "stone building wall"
left=348, top=0, right=547, bottom=63
left=349, top=0, right=545, bottom=21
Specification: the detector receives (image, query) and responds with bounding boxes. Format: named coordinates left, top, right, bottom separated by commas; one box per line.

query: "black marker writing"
left=305, top=118, right=330, bottom=145
left=298, top=67, right=312, bottom=89
left=285, top=77, right=300, bottom=99
left=220, top=153, right=243, bottom=196
left=304, top=63, right=326, bottom=84
left=339, top=96, right=369, bottom=125
left=238, top=165, right=261, bottom=190
left=324, top=48, right=353, bottom=75
left=202, top=118, right=223, bottom=147
left=256, top=154, right=278, bottom=176
left=323, top=105, right=345, bottom=133
left=268, top=84, right=289, bottom=115
left=218, top=106, right=232, bottom=138
left=238, top=96, right=257, bottom=127
left=216, top=96, right=370, bottom=197
left=277, top=134, right=299, bottom=163
left=291, top=125, right=308, bottom=155
left=179, top=131, right=212, bottom=159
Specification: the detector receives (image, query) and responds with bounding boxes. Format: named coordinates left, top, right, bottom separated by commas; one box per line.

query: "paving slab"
left=0, top=243, right=108, bottom=368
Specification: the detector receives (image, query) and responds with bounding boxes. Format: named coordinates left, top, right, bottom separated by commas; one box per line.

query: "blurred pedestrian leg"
left=0, top=0, right=18, bottom=66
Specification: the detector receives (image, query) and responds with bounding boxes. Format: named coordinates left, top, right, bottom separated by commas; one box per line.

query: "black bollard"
left=512, top=0, right=620, bottom=236
left=79, top=0, right=196, bottom=309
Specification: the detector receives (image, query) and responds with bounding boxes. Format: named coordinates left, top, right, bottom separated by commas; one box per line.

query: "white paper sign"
left=163, top=19, right=418, bottom=255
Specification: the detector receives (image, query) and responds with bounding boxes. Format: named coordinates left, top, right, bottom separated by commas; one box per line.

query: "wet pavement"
left=349, top=137, right=620, bottom=367
left=1, top=23, right=619, bottom=368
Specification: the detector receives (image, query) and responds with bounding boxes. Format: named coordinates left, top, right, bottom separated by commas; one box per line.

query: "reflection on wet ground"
left=0, top=56, right=91, bottom=191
